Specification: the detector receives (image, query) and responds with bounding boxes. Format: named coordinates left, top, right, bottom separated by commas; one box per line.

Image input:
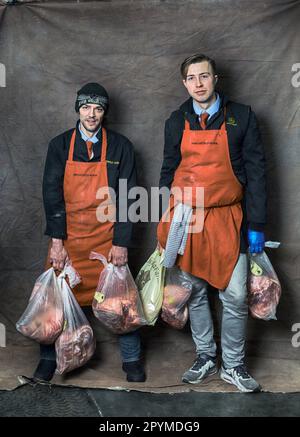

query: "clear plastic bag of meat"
left=248, top=251, right=282, bottom=320
left=136, top=249, right=165, bottom=325
left=90, top=252, right=147, bottom=334
left=161, top=266, right=193, bottom=329
left=16, top=268, right=64, bottom=344
left=55, top=270, right=96, bottom=374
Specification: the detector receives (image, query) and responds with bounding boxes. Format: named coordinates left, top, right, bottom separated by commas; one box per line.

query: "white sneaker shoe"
left=182, top=354, right=217, bottom=384
left=220, top=365, right=261, bottom=393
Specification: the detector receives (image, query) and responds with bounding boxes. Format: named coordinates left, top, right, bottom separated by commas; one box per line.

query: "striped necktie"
left=199, top=112, right=209, bottom=129
left=86, top=140, right=94, bottom=160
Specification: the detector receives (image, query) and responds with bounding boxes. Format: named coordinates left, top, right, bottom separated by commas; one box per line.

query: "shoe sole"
left=182, top=367, right=218, bottom=384
left=127, top=376, right=146, bottom=383
left=18, top=375, right=52, bottom=387
left=220, top=371, right=261, bottom=393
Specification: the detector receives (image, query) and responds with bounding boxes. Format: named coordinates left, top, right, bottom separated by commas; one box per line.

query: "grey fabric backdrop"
left=0, top=0, right=299, bottom=350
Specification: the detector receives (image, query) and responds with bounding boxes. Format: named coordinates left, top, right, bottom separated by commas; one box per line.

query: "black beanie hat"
left=75, top=82, right=109, bottom=113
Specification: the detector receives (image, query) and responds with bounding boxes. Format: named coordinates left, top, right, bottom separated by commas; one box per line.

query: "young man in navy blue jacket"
left=158, top=54, right=267, bottom=392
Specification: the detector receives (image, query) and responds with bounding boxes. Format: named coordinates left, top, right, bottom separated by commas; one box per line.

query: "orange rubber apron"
left=60, top=128, right=114, bottom=306
left=157, top=112, right=243, bottom=290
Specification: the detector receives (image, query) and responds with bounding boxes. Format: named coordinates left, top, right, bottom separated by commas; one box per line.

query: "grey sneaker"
left=182, top=354, right=217, bottom=384
left=220, top=365, right=261, bottom=393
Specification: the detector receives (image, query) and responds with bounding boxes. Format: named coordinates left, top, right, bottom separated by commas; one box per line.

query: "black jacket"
left=159, top=93, right=267, bottom=252
left=42, top=122, right=137, bottom=247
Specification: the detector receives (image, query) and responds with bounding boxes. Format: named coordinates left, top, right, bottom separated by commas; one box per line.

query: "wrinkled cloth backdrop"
left=0, top=0, right=299, bottom=392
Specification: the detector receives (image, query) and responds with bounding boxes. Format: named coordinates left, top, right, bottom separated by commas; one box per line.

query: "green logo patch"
left=226, top=117, right=237, bottom=126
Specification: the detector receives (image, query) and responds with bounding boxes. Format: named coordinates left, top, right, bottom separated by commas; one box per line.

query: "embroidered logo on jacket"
left=106, top=160, right=119, bottom=165
left=226, top=117, right=238, bottom=126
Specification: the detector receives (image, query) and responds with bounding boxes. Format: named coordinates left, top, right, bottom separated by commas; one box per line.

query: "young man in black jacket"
left=31, top=83, right=145, bottom=384
left=157, top=54, right=267, bottom=392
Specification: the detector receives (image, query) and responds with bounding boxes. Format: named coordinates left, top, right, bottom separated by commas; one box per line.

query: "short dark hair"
left=180, top=54, right=216, bottom=79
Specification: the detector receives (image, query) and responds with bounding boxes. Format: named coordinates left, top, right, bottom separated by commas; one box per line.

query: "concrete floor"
left=0, top=385, right=299, bottom=417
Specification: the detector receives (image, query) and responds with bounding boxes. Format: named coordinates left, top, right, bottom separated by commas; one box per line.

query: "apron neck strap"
left=101, top=128, right=107, bottom=162
left=221, top=107, right=227, bottom=131
left=68, top=130, right=76, bottom=162
left=68, top=127, right=108, bottom=162
left=184, top=119, right=190, bottom=130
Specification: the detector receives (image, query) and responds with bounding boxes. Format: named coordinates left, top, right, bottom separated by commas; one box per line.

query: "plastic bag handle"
left=89, top=251, right=108, bottom=267
left=58, top=270, right=67, bottom=280
left=264, top=241, right=281, bottom=249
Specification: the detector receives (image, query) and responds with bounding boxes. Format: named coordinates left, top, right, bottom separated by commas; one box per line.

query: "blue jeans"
left=117, top=329, right=141, bottom=363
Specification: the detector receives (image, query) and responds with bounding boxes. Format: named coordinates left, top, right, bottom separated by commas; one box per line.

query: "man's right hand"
left=50, top=238, right=69, bottom=271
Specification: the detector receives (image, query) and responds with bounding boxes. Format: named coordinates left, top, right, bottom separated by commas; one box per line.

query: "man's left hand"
left=247, top=229, right=265, bottom=254
left=108, top=245, right=128, bottom=266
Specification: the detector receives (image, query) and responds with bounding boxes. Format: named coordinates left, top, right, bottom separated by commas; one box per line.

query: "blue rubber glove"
left=247, top=229, right=265, bottom=254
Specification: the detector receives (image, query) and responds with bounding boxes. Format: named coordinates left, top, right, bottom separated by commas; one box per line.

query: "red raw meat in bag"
left=16, top=268, right=63, bottom=344
left=248, top=251, right=281, bottom=320
left=161, top=266, right=192, bottom=329
left=55, top=268, right=96, bottom=374
left=90, top=252, right=147, bottom=334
